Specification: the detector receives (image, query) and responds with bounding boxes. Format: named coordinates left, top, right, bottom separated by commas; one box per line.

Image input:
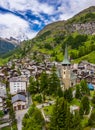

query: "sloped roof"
left=9, top=76, right=27, bottom=82
left=88, top=83, right=94, bottom=90
left=62, top=44, right=71, bottom=65
left=12, top=94, right=26, bottom=103
left=62, top=59, right=71, bottom=65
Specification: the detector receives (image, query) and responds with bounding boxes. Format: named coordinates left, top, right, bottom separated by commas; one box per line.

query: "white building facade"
left=9, top=77, right=27, bottom=95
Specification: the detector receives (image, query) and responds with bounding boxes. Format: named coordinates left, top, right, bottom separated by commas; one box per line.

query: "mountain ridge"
left=1, top=6, right=95, bottom=64
left=0, top=37, right=19, bottom=57
left=37, top=6, right=95, bottom=38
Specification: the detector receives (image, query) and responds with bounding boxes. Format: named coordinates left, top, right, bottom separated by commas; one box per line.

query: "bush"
left=0, top=110, right=4, bottom=118
left=33, top=94, right=42, bottom=103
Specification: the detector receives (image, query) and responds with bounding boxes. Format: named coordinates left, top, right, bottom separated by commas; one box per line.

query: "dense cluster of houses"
left=0, top=54, right=55, bottom=111
left=0, top=51, right=95, bottom=112
left=73, top=61, right=95, bottom=89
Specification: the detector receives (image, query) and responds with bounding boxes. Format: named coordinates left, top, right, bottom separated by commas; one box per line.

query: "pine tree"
left=75, top=84, right=81, bottom=99
left=57, top=87, right=63, bottom=97
left=22, top=105, right=44, bottom=130
left=49, top=66, right=60, bottom=96
left=28, top=77, right=37, bottom=94
left=64, top=88, right=73, bottom=102
left=80, top=96, right=90, bottom=115
left=49, top=98, right=59, bottom=130
left=64, top=107, right=73, bottom=130
left=72, top=112, right=82, bottom=130
left=79, top=104, right=84, bottom=118
left=40, top=71, right=49, bottom=93
left=50, top=97, right=68, bottom=130
left=50, top=98, right=82, bottom=130
left=80, top=80, right=90, bottom=96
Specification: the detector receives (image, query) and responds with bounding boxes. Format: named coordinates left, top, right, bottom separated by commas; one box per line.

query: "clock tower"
left=61, top=44, right=71, bottom=89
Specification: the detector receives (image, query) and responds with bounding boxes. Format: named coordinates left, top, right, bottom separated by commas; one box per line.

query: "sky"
left=0, top=0, right=95, bottom=40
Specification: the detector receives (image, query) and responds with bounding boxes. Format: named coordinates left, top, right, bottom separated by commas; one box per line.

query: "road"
left=36, top=100, right=55, bottom=123
left=41, top=109, right=50, bottom=122
left=16, top=109, right=28, bottom=130
left=15, top=98, right=54, bottom=130
left=15, top=92, right=32, bottom=130
left=88, top=106, right=93, bottom=118
left=36, top=101, right=55, bottom=109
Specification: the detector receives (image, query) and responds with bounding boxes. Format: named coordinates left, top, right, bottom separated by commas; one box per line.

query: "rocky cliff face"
left=37, top=6, right=95, bottom=38
left=65, top=22, right=95, bottom=35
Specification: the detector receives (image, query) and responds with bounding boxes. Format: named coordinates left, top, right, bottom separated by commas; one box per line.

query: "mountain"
left=37, top=6, right=95, bottom=37
left=1, top=6, right=95, bottom=64
left=0, top=37, right=18, bottom=57
left=5, top=37, right=20, bottom=46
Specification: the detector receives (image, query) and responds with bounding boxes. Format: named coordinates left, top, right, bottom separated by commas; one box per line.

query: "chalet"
left=20, top=69, right=31, bottom=78
left=12, top=94, right=27, bottom=111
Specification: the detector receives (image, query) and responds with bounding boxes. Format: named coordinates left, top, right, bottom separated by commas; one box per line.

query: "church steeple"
left=62, top=44, right=71, bottom=65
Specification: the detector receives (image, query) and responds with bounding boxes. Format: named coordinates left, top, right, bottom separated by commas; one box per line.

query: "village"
left=0, top=45, right=95, bottom=129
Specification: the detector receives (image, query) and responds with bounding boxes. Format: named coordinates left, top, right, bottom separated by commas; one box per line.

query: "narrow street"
left=36, top=101, right=55, bottom=109
left=16, top=92, right=32, bottom=130
left=16, top=109, right=28, bottom=130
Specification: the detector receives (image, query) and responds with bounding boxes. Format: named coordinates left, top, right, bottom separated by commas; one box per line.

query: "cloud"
left=0, top=13, right=37, bottom=40
left=0, top=0, right=55, bottom=15
left=0, top=0, right=95, bottom=40
left=57, top=0, right=95, bottom=20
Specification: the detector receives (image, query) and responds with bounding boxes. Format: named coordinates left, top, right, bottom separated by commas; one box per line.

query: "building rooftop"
left=61, top=44, right=71, bottom=65
left=12, top=94, right=26, bottom=103
left=9, top=76, right=27, bottom=82
left=88, top=83, right=94, bottom=90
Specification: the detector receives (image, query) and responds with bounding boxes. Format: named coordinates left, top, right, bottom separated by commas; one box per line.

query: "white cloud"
left=0, top=0, right=54, bottom=15
left=0, top=13, right=37, bottom=40
left=0, top=0, right=95, bottom=40
left=57, top=0, right=95, bottom=20
left=0, top=0, right=95, bottom=20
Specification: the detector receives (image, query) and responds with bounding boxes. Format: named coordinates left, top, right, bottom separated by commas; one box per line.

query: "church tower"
left=61, top=44, right=71, bottom=90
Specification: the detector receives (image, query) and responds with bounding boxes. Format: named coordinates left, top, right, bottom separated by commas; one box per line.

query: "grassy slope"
left=29, top=6, right=95, bottom=63
left=75, top=51, right=95, bottom=63
left=1, top=6, right=95, bottom=65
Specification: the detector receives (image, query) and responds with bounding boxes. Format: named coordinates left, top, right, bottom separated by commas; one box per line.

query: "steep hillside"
left=37, top=21, right=65, bottom=38
left=1, top=6, right=95, bottom=64
left=0, top=38, right=18, bottom=57
left=37, top=6, right=95, bottom=38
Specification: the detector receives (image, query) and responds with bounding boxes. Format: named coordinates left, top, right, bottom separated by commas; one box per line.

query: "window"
left=14, top=106, right=16, bottom=111
left=22, top=105, right=25, bottom=109
left=14, top=82, right=16, bottom=85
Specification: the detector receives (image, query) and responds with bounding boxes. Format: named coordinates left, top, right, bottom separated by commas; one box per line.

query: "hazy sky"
left=0, top=0, right=95, bottom=40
